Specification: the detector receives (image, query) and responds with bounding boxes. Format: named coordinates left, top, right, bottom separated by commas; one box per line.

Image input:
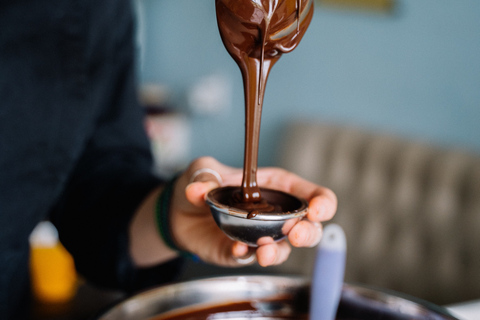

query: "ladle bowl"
left=206, top=186, right=308, bottom=246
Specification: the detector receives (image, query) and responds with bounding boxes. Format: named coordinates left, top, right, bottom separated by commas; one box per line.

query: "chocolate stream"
left=216, top=0, right=314, bottom=208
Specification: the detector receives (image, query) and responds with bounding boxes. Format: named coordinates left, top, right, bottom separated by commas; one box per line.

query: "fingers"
left=181, top=156, right=242, bottom=210
left=185, top=156, right=242, bottom=186
left=232, top=241, right=249, bottom=258
left=253, top=220, right=322, bottom=267
left=180, top=157, right=230, bottom=212
left=230, top=223, right=320, bottom=267
left=288, top=220, right=323, bottom=247
left=189, top=168, right=223, bottom=184
left=256, top=241, right=291, bottom=267
left=231, top=245, right=257, bottom=265
left=230, top=240, right=292, bottom=267
left=307, top=189, right=337, bottom=222
left=185, top=181, right=219, bottom=208
left=257, top=168, right=337, bottom=223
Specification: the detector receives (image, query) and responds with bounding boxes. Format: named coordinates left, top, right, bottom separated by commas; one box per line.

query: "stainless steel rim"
left=96, top=275, right=459, bottom=320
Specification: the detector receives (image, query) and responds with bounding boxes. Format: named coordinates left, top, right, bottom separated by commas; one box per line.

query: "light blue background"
left=138, top=0, right=480, bottom=168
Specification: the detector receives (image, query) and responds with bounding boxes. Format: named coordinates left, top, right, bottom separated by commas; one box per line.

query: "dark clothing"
left=0, top=0, right=181, bottom=318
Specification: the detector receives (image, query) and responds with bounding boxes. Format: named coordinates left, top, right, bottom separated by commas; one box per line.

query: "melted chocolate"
left=215, top=0, right=314, bottom=209
left=230, top=189, right=280, bottom=213
left=149, top=298, right=308, bottom=320
left=210, top=186, right=305, bottom=214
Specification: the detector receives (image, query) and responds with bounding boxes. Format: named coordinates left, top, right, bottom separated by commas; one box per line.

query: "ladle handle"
left=310, top=224, right=346, bottom=320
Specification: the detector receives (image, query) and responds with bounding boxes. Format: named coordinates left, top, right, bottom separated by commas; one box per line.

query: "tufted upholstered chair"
left=271, top=120, right=480, bottom=305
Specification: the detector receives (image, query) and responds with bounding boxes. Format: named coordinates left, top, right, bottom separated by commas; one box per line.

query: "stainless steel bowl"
left=96, top=276, right=459, bottom=320
left=206, top=186, right=308, bottom=246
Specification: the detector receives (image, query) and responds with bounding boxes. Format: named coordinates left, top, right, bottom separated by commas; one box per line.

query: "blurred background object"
left=316, top=0, right=395, bottom=14
left=29, top=221, right=77, bottom=305
left=275, top=121, right=480, bottom=305
left=140, top=83, right=191, bottom=177
left=29, top=222, right=124, bottom=319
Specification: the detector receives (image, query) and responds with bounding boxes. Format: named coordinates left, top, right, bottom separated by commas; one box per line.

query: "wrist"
left=155, top=175, right=198, bottom=261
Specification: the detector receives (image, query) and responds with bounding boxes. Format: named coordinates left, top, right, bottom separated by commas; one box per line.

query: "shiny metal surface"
left=96, top=276, right=459, bottom=320
left=206, top=186, right=308, bottom=246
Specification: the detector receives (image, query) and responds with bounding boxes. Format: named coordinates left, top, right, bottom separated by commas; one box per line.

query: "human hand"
left=169, top=156, right=337, bottom=267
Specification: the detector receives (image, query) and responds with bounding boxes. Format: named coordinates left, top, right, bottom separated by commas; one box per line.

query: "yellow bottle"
left=29, top=221, right=78, bottom=304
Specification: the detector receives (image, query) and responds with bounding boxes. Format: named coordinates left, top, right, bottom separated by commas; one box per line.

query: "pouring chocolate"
left=206, top=0, right=315, bottom=245
left=205, top=0, right=315, bottom=245
left=215, top=0, right=314, bottom=209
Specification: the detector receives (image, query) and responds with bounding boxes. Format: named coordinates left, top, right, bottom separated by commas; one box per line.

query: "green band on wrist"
left=155, top=175, right=198, bottom=261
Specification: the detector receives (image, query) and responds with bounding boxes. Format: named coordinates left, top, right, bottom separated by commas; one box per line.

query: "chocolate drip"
left=216, top=0, right=314, bottom=209
left=229, top=189, right=280, bottom=215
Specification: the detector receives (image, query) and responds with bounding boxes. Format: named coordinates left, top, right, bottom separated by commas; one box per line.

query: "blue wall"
left=139, top=0, right=480, bottom=168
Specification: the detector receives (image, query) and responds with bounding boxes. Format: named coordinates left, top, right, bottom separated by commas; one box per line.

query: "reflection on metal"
left=316, top=0, right=395, bottom=14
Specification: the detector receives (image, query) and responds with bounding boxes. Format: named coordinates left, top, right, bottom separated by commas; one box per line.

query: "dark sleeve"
left=49, top=0, right=183, bottom=293
left=51, top=147, right=183, bottom=293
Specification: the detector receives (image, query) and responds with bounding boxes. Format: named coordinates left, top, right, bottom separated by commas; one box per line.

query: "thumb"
left=185, top=181, right=219, bottom=208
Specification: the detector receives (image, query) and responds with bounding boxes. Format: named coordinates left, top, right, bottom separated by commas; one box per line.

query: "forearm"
left=129, top=186, right=178, bottom=267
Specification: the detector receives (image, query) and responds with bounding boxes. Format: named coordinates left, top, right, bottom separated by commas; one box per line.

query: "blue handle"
left=310, top=224, right=346, bottom=320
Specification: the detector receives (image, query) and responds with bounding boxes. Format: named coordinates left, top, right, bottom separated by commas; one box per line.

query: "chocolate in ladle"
left=215, top=0, right=314, bottom=212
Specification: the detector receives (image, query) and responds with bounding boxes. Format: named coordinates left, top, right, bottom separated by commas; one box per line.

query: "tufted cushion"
left=274, top=121, right=480, bottom=305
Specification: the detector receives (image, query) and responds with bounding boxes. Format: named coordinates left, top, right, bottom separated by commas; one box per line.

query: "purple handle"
left=310, top=224, right=347, bottom=320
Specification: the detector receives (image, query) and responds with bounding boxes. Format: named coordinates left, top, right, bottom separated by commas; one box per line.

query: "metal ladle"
left=206, top=186, right=308, bottom=247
